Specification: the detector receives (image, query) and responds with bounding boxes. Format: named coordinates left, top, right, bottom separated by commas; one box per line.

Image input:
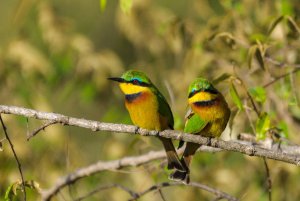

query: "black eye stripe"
left=188, top=88, right=218, bottom=98
left=128, top=79, right=151, bottom=87
left=204, top=88, right=218, bottom=94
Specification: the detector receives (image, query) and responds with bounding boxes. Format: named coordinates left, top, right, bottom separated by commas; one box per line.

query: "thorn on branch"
left=27, top=120, right=59, bottom=141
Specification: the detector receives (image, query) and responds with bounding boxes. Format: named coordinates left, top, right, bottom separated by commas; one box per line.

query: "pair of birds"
left=109, top=70, right=230, bottom=183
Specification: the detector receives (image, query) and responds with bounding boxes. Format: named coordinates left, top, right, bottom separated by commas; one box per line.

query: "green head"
left=108, top=70, right=152, bottom=87
left=188, top=78, right=218, bottom=98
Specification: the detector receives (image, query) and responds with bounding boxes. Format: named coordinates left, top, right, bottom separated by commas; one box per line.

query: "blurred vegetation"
left=0, top=0, right=300, bottom=200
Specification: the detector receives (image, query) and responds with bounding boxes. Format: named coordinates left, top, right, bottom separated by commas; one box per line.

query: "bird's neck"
left=190, top=94, right=228, bottom=121
left=119, top=83, right=153, bottom=104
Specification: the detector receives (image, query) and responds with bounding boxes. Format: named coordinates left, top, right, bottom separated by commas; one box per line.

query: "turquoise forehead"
left=121, top=70, right=151, bottom=83
left=188, top=78, right=213, bottom=92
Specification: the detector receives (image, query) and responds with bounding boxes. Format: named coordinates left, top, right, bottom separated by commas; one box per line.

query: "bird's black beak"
left=108, top=77, right=125, bottom=83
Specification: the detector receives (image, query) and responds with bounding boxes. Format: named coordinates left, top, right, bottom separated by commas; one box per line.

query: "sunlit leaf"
left=268, top=15, right=284, bottom=35
left=212, top=73, right=231, bottom=85
left=208, top=32, right=236, bottom=48
left=256, top=112, right=271, bottom=140
left=208, top=32, right=234, bottom=41
left=5, top=181, right=20, bottom=201
left=249, top=86, right=266, bottom=103
left=120, top=0, right=132, bottom=14
left=25, top=180, right=41, bottom=192
left=230, top=83, right=243, bottom=110
left=100, top=0, right=107, bottom=12
left=286, top=16, right=300, bottom=38
left=255, top=43, right=265, bottom=70
left=247, top=45, right=257, bottom=69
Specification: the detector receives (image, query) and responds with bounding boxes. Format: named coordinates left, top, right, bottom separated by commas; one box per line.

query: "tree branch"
left=41, top=150, right=167, bottom=200
left=130, top=181, right=239, bottom=201
left=0, top=105, right=299, bottom=166
left=41, top=147, right=238, bottom=201
left=74, top=184, right=138, bottom=201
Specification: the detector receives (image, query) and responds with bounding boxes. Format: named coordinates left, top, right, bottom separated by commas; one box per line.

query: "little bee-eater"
left=108, top=70, right=186, bottom=172
left=171, top=78, right=230, bottom=183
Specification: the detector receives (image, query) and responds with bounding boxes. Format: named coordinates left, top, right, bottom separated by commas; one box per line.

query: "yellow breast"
left=190, top=95, right=230, bottom=137
left=119, top=83, right=162, bottom=130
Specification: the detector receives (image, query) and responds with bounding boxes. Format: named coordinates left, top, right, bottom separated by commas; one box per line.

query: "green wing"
left=153, top=88, right=174, bottom=129
left=184, top=112, right=207, bottom=134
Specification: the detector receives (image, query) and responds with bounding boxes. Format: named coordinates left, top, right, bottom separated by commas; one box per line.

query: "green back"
left=152, top=86, right=174, bottom=129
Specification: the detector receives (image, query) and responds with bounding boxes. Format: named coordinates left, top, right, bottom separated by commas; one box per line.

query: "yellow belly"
left=125, top=92, right=162, bottom=130
left=192, top=99, right=230, bottom=137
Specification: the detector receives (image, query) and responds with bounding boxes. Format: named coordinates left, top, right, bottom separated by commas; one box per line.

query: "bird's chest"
left=192, top=102, right=229, bottom=137
left=125, top=92, right=161, bottom=130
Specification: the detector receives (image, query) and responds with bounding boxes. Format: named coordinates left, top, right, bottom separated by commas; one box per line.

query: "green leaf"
left=100, top=0, right=107, bottom=11
left=120, top=0, right=132, bottom=14
left=268, top=15, right=284, bottom=35
left=286, top=16, right=300, bottom=36
left=208, top=32, right=236, bottom=49
left=256, top=112, right=271, bottom=140
left=5, top=182, right=20, bottom=201
left=0, top=141, right=3, bottom=151
left=230, top=83, right=243, bottom=110
left=255, top=43, right=265, bottom=70
left=249, top=86, right=266, bottom=103
left=247, top=45, right=257, bottom=69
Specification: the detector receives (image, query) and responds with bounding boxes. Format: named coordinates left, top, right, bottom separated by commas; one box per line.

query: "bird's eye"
left=188, top=89, right=197, bottom=98
left=132, top=79, right=140, bottom=85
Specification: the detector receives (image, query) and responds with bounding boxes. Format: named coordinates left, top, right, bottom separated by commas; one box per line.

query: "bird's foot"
left=134, top=126, right=140, bottom=134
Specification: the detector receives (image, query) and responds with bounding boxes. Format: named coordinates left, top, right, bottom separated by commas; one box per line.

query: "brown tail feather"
left=159, top=137, right=188, bottom=172
left=169, top=142, right=200, bottom=183
left=169, top=169, right=190, bottom=184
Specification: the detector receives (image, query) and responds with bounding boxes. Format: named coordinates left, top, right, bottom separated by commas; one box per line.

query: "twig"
left=0, top=115, right=26, bottom=201
left=237, top=133, right=300, bottom=155
left=27, top=120, right=58, bottom=141
left=130, top=182, right=239, bottom=201
left=0, top=105, right=300, bottom=165
left=41, top=150, right=167, bottom=201
left=74, top=184, right=138, bottom=201
left=263, top=158, right=272, bottom=201
left=157, top=189, right=167, bottom=201
left=263, top=68, right=300, bottom=88
left=265, top=55, right=300, bottom=69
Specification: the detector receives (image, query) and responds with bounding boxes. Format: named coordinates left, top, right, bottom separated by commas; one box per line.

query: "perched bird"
left=171, top=78, right=230, bottom=183
left=108, top=70, right=186, bottom=172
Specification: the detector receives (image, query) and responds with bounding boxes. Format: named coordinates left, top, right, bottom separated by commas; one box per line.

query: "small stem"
left=0, top=115, right=26, bottom=201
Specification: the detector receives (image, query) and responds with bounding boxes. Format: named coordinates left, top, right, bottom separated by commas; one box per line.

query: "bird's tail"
left=169, top=142, right=200, bottom=184
left=158, top=137, right=188, bottom=172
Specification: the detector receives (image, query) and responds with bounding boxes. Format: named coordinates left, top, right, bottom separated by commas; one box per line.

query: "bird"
left=108, top=70, right=186, bottom=172
left=170, top=77, right=230, bottom=183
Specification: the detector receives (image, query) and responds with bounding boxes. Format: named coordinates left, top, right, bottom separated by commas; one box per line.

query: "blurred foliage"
left=0, top=0, right=300, bottom=200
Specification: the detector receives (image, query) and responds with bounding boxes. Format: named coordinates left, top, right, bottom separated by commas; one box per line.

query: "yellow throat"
left=119, top=83, right=162, bottom=130
left=188, top=91, right=218, bottom=104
